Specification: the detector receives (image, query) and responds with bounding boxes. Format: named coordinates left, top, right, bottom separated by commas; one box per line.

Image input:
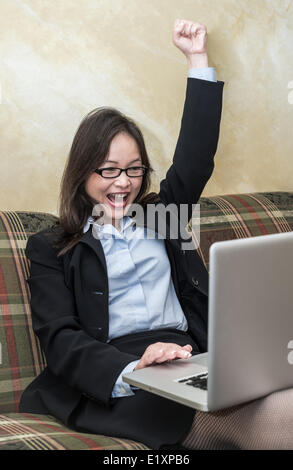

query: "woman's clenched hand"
left=172, top=19, right=209, bottom=69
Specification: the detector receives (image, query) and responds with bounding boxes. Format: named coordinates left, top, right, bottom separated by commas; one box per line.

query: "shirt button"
left=120, top=386, right=127, bottom=394
left=181, top=250, right=186, bottom=255
left=192, top=277, right=199, bottom=287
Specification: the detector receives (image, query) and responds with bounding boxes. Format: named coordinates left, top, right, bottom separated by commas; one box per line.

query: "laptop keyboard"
left=177, top=373, right=208, bottom=390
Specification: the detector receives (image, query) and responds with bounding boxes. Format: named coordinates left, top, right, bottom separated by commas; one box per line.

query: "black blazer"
left=20, top=77, right=224, bottom=449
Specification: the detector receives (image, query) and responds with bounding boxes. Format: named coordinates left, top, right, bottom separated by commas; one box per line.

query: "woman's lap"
left=182, top=387, right=293, bottom=450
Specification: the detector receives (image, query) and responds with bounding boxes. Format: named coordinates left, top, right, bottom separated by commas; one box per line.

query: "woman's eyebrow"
left=104, top=158, right=142, bottom=164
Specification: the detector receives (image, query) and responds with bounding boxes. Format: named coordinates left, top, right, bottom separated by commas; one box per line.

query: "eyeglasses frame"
left=93, top=166, right=148, bottom=179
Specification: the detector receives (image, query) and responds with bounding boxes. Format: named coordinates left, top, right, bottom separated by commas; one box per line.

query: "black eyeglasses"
left=94, top=166, right=147, bottom=179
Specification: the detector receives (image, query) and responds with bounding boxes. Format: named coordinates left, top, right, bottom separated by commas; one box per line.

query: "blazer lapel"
left=78, top=226, right=108, bottom=272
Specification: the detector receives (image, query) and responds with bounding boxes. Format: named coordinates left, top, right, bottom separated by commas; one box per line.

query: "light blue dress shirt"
left=83, top=67, right=217, bottom=398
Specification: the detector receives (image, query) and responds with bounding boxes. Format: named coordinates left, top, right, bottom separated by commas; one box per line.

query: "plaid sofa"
left=0, top=192, right=293, bottom=450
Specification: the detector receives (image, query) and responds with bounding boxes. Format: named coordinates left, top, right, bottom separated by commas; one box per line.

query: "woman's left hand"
left=172, top=19, right=207, bottom=59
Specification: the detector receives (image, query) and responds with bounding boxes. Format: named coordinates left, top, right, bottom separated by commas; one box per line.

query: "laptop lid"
left=207, top=231, right=293, bottom=411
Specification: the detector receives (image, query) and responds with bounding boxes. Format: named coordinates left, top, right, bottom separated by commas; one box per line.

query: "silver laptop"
left=123, top=231, right=293, bottom=412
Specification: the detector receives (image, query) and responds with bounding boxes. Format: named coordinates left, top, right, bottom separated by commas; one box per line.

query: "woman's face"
left=85, top=132, right=143, bottom=226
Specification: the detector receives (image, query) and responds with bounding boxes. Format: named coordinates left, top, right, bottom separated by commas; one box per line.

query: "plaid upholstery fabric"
left=0, top=413, right=149, bottom=450
left=189, top=192, right=293, bottom=272
left=0, top=192, right=292, bottom=450
left=0, top=211, right=57, bottom=414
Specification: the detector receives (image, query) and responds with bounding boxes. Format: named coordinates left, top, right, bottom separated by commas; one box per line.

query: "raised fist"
left=172, top=19, right=207, bottom=57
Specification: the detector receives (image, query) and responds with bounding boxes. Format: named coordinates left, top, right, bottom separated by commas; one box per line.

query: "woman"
left=20, top=19, right=293, bottom=450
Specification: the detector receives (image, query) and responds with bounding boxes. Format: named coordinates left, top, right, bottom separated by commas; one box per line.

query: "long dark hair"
left=53, top=107, right=159, bottom=257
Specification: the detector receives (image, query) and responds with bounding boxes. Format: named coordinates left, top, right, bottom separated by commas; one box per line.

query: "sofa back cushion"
left=0, top=211, right=57, bottom=412
left=189, top=192, right=293, bottom=272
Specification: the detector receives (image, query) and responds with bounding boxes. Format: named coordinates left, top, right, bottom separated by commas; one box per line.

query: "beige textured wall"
left=0, top=0, right=292, bottom=215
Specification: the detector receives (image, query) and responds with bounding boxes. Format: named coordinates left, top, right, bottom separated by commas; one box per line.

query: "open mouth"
left=106, top=193, right=130, bottom=208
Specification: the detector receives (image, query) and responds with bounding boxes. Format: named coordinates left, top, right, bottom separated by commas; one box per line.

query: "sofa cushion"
left=189, top=192, right=293, bottom=271
left=0, top=211, right=57, bottom=413
left=0, top=413, right=149, bottom=450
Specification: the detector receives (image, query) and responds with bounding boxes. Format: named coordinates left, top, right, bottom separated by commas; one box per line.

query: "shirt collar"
left=83, top=215, right=135, bottom=238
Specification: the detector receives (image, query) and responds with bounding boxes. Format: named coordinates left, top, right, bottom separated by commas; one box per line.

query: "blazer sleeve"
left=25, top=231, right=140, bottom=406
left=158, top=77, right=224, bottom=221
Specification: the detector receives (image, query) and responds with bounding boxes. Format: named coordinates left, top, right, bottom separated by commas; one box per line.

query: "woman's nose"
left=114, top=171, right=131, bottom=186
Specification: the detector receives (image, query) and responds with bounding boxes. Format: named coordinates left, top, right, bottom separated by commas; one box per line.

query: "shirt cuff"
left=111, top=360, right=140, bottom=398
left=188, top=67, right=217, bottom=82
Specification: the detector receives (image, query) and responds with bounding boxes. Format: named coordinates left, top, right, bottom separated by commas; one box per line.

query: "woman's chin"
left=94, top=198, right=135, bottom=225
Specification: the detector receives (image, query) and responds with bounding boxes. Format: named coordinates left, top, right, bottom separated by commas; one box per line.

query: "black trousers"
left=69, top=328, right=199, bottom=449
